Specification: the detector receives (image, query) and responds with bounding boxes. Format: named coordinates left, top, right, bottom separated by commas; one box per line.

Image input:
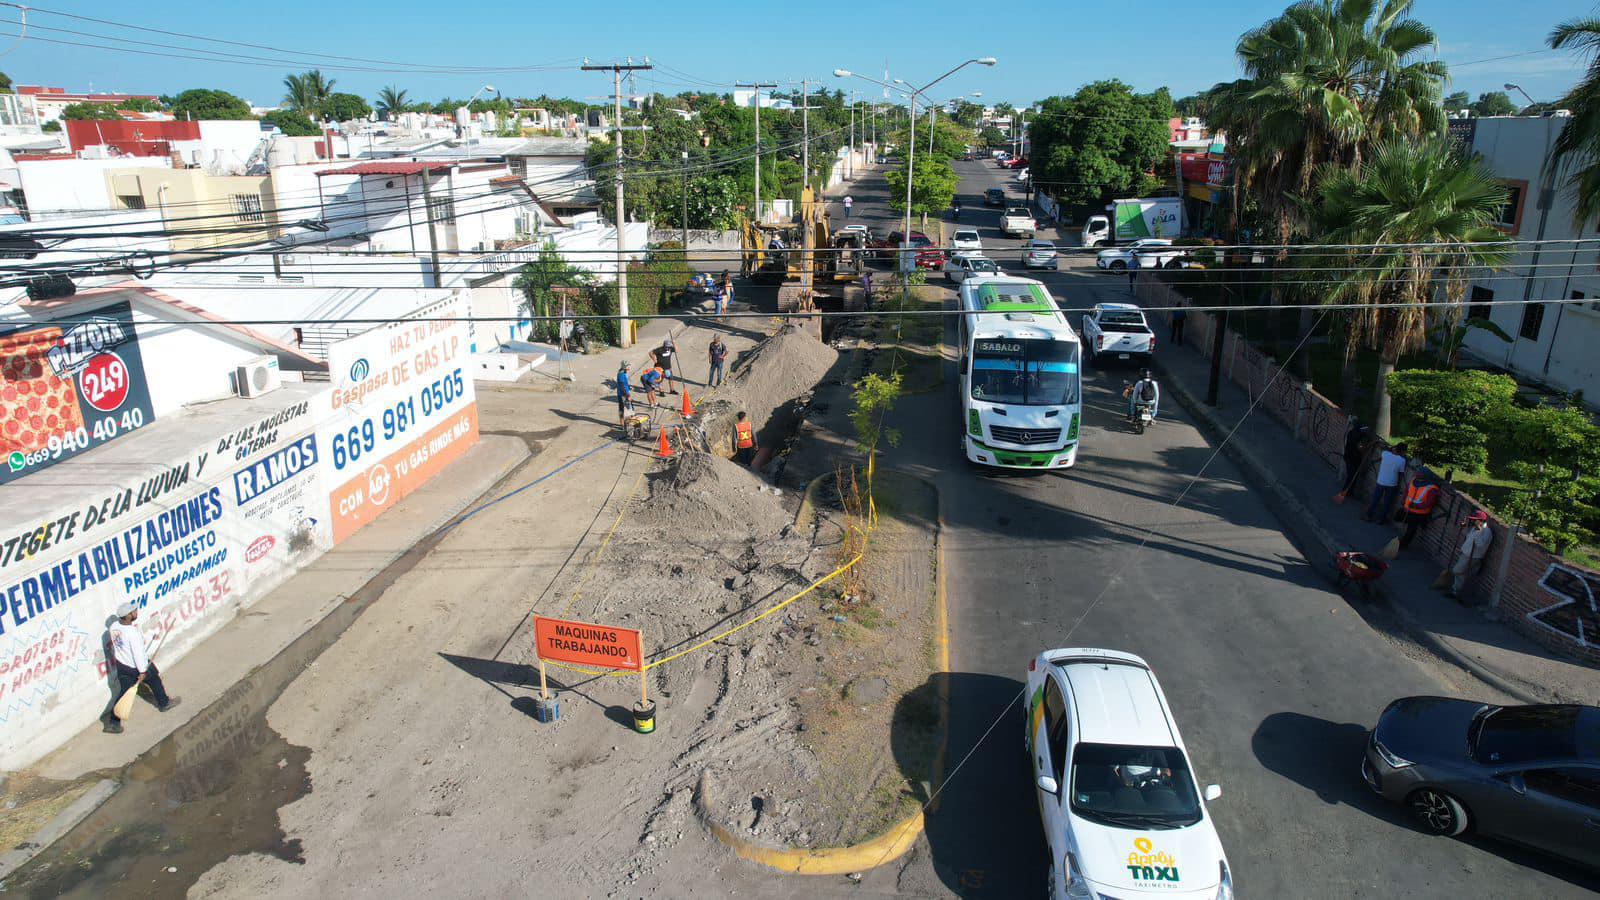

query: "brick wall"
left=1137, top=277, right=1600, bottom=666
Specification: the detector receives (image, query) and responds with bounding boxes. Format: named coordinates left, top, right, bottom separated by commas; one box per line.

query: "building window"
left=508, top=157, right=527, bottom=177
left=117, top=194, right=146, bottom=210
left=1494, top=179, right=1527, bottom=233
left=1519, top=301, right=1546, bottom=341
left=1468, top=285, right=1493, bottom=321
left=427, top=193, right=456, bottom=225
left=231, top=193, right=264, bottom=223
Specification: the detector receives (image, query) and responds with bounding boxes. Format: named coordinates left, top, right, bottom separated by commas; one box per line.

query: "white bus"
left=957, top=277, right=1083, bottom=469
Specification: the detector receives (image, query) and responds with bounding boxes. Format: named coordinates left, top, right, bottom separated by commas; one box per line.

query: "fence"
left=1137, top=276, right=1600, bottom=667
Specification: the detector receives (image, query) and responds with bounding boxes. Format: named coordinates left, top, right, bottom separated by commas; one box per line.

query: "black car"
left=1363, top=698, right=1600, bottom=869
left=984, top=187, right=1006, bottom=207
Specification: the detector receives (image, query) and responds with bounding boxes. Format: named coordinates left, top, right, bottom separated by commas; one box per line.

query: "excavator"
left=740, top=187, right=865, bottom=312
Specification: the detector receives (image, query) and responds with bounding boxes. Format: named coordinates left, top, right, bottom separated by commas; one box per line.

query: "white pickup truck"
left=1001, top=206, right=1036, bottom=239
left=1081, top=302, right=1156, bottom=366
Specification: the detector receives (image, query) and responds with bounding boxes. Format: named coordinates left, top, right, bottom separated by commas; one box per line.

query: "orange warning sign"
left=533, top=615, right=643, bottom=671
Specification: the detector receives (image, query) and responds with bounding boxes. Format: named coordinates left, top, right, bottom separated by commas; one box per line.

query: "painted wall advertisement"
left=0, top=306, right=480, bottom=768
left=0, top=302, right=157, bottom=485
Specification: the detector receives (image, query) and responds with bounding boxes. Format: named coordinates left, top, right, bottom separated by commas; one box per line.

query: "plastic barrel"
left=632, top=699, right=656, bottom=734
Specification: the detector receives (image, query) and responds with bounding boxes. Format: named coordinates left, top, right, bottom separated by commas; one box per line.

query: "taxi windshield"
left=1069, top=743, right=1202, bottom=830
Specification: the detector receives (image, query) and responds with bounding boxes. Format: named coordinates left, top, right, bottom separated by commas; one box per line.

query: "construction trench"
left=5, top=320, right=942, bottom=896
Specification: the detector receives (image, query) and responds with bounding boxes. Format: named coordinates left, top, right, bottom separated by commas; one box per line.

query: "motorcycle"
left=560, top=319, right=592, bottom=355
left=1130, top=399, right=1155, bottom=434
left=951, top=203, right=962, bottom=221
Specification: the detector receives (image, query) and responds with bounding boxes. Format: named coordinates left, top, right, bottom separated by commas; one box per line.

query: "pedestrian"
left=1446, top=510, right=1494, bottom=601
left=1335, top=418, right=1372, bottom=502
left=1169, top=306, right=1187, bottom=346
left=653, top=338, right=680, bottom=393
left=861, top=269, right=874, bottom=310
left=708, top=335, right=727, bottom=388
left=733, top=410, right=756, bottom=465
left=1127, top=265, right=1137, bottom=291
left=1398, top=474, right=1442, bottom=549
left=1363, top=442, right=1408, bottom=523
left=718, top=271, right=733, bottom=319
left=105, top=602, right=179, bottom=733
left=615, top=361, right=634, bottom=427
left=843, top=195, right=854, bottom=219
left=640, top=366, right=664, bottom=407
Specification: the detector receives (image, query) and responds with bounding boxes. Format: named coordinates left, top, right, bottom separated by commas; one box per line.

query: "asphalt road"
left=831, top=160, right=1600, bottom=898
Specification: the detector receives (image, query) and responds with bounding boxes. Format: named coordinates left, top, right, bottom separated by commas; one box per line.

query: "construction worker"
left=708, top=335, right=728, bottom=388
left=640, top=366, right=665, bottom=407
left=616, top=361, right=634, bottom=426
left=105, top=602, right=180, bottom=732
left=733, top=411, right=756, bottom=465
left=654, top=338, right=680, bottom=393
left=1398, top=474, right=1442, bottom=549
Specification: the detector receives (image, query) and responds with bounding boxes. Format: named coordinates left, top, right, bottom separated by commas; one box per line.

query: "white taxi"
left=1026, top=648, right=1233, bottom=899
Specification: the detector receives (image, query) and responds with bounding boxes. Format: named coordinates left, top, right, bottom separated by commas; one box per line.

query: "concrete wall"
left=18, top=157, right=173, bottom=215
left=107, top=168, right=276, bottom=252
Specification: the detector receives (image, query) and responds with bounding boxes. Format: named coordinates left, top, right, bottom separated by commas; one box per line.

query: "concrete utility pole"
left=848, top=95, right=855, bottom=180
left=582, top=59, right=652, bottom=348
left=736, top=81, right=776, bottom=222
left=680, top=148, right=689, bottom=253
left=802, top=78, right=810, bottom=192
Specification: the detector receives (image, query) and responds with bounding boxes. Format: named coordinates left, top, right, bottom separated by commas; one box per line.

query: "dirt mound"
left=636, top=451, right=793, bottom=535
left=704, top=325, right=839, bottom=458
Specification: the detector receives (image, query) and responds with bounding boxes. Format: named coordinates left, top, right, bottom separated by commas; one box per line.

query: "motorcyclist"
left=951, top=198, right=962, bottom=220
left=1123, top=369, right=1160, bottom=422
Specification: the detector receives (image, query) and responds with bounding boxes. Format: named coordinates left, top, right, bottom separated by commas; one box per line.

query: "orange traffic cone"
left=657, top=428, right=673, bottom=458
left=681, top=390, right=695, bottom=418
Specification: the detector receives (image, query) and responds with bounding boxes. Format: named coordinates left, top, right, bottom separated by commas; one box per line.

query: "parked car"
left=1095, top=238, right=1187, bottom=271
left=995, top=151, right=1012, bottom=166
left=944, top=253, right=1001, bottom=283
left=949, top=229, right=983, bottom=253
left=984, top=187, right=1006, bottom=207
left=1364, top=698, right=1600, bottom=869
left=872, top=230, right=943, bottom=269
left=1006, top=156, right=1029, bottom=170
left=1028, top=648, right=1232, bottom=900
left=1081, top=303, right=1155, bottom=366
left=1023, top=240, right=1058, bottom=270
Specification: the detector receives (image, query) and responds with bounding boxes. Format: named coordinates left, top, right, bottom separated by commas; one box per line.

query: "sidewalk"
left=1143, top=288, right=1598, bottom=706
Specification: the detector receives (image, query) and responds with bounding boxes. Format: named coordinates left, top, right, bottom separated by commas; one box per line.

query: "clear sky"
left=0, top=0, right=1584, bottom=109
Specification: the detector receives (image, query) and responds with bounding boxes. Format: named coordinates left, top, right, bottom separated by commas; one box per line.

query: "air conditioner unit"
left=237, top=355, right=282, bottom=398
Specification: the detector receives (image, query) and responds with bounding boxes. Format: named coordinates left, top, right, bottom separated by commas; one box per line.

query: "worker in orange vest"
left=1398, top=475, right=1442, bottom=549
left=733, top=411, right=756, bottom=465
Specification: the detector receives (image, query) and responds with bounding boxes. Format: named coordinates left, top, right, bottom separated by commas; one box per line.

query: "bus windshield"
left=970, top=338, right=1080, bottom=406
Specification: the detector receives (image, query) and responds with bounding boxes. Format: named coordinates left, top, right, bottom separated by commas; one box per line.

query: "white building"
left=1457, top=114, right=1600, bottom=406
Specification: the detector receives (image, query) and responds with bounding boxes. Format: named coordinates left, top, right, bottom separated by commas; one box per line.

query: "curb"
left=1153, top=355, right=1548, bottom=705
left=0, top=778, right=117, bottom=881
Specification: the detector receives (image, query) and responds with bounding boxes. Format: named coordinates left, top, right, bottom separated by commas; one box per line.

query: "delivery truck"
left=1081, top=197, right=1184, bottom=247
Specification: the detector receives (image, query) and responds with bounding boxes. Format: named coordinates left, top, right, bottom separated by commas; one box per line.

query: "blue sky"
left=0, top=0, right=1584, bottom=109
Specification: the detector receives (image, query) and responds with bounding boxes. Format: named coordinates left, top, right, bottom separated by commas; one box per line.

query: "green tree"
left=1385, top=369, right=1517, bottom=473
left=1443, top=90, right=1470, bottom=111
left=169, top=88, right=252, bottom=120
left=1174, top=94, right=1204, bottom=117
left=283, top=69, right=335, bottom=115
left=1499, top=403, right=1600, bottom=553
left=261, top=109, right=320, bottom=136
left=884, top=155, right=959, bottom=218
left=1304, top=140, right=1512, bottom=437
left=322, top=92, right=372, bottom=122
left=950, top=99, right=984, bottom=128
left=514, top=245, right=595, bottom=343
left=41, top=120, right=59, bottom=132
left=60, top=102, right=122, bottom=121
left=376, top=86, right=409, bottom=120
left=850, top=372, right=903, bottom=454
left=978, top=124, right=1007, bottom=149
left=0, top=71, right=11, bottom=93
left=1548, top=17, right=1600, bottom=224
left=1028, top=80, right=1174, bottom=207
left=1472, top=91, right=1517, bottom=117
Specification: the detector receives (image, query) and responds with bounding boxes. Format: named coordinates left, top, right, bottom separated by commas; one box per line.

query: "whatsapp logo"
left=7, top=451, right=23, bottom=472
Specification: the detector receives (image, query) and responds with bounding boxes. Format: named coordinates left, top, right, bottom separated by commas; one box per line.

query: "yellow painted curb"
left=697, top=772, right=926, bottom=875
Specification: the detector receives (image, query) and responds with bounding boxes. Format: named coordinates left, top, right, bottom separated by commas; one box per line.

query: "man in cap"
left=1447, top=510, right=1494, bottom=602
left=653, top=338, right=680, bottom=394
left=105, top=601, right=179, bottom=733
left=616, top=360, right=634, bottom=427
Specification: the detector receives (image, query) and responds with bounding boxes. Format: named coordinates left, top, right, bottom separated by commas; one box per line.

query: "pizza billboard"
left=0, top=302, right=156, bottom=484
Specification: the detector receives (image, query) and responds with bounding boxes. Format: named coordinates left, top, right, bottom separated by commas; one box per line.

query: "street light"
left=1504, top=82, right=1537, bottom=113
left=836, top=58, right=995, bottom=277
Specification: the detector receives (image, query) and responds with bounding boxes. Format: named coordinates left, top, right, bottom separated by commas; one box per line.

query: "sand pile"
left=635, top=450, right=792, bottom=535
left=703, top=324, right=838, bottom=456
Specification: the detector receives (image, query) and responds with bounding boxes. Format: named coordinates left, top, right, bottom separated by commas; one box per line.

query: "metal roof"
left=315, top=161, right=457, bottom=177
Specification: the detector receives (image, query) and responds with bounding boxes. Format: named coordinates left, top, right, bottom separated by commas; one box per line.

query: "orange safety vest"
left=1404, top=482, right=1440, bottom=515
left=735, top=421, right=754, bottom=449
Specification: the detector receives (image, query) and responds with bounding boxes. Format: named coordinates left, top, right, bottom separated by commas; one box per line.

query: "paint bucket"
left=533, top=694, right=560, bottom=723
left=632, top=699, right=656, bottom=734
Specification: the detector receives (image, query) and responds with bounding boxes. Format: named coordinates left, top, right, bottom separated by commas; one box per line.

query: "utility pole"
left=583, top=58, right=653, bottom=348
left=801, top=78, right=810, bottom=192
left=736, top=81, right=776, bottom=222
left=848, top=95, right=855, bottom=180
left=680, top=148, right=689, bottom=254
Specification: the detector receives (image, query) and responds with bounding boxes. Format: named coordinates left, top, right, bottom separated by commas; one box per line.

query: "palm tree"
left=1548, top=17, right=1600, bottom=225
left=282, top=69, right=336, bottom=118
left=376, top=85, right=409, bottom=121
left=1303, top=140, right=1512, bottom=436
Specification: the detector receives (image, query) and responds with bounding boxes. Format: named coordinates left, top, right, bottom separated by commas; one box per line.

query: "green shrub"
left=1386, top=369, right=1517, bottom=473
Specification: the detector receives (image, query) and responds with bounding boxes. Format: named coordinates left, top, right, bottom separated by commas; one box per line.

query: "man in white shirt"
left=106, top=601, right=179, bottom=733
left=1448, top=510, right=1494, bottom=602
left=1363, top=442, right=1409, bottom=523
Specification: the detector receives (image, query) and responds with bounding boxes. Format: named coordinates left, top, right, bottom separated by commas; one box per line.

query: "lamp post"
left=835, top=58, right=995, bottom=277
left=1504, top=82, right=1537, bottom=113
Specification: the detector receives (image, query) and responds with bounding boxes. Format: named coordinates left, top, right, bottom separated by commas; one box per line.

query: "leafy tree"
left=283, top=69, right=335, bottom=114
left=60, top=102, right=122, bottom=121
left=376, top=86, right=409, bottom=120
left=950, top=99, right=984, bottom=128
left=1443, top=90, right=1470, bottom=111
left=515, top=244, right=594, bottom=343
left=979, top=124, right=1007, bottom=149
left=0, top=71, right=11, bottom=93
left=1472, top=91, right=1517, bottom=117
left=169, top=88, right=252, bottom=120
left=1548, top=17, right=1600, bottom=224
left=1386, top=369, right=1516, bottom=473
left=1174, top=94, right=1203, bottom=117
left=850, top=372, right=903, bottom=454
left=1028, top=81, right=1174, bottom=206
left=261, top=109, right=320, bottom=136
left=321, top=92, right=372, bottom=122
left=1304, top=140, right=1512, bottom=437
left=884, top=155, right=959, bottom=218
left=1499, top=402, right=1600, bottom=552
left=41, top=120, right=59, bottom=132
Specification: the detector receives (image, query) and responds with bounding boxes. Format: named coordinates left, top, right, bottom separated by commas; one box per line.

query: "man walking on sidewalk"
left=1364, top=442, right=1408, bottom=522
left=105, top=602, right=179, bottom=732
left=843, top=196, right=854, bottom=219
left=1169, top=307, right=1187, bottom=346
left=1446, top=511, right=1494, bottom=601
left=708, top=335, right=727, bottom=388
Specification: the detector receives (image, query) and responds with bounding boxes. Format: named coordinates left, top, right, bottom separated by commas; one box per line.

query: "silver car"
left=1363, top=697, right=1600, bottom=870
left=1023, top=240, right=1058, bottom=270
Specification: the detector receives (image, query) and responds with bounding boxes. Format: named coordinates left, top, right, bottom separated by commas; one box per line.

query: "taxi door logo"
left=1127, top=837, right=1179, bottom=883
